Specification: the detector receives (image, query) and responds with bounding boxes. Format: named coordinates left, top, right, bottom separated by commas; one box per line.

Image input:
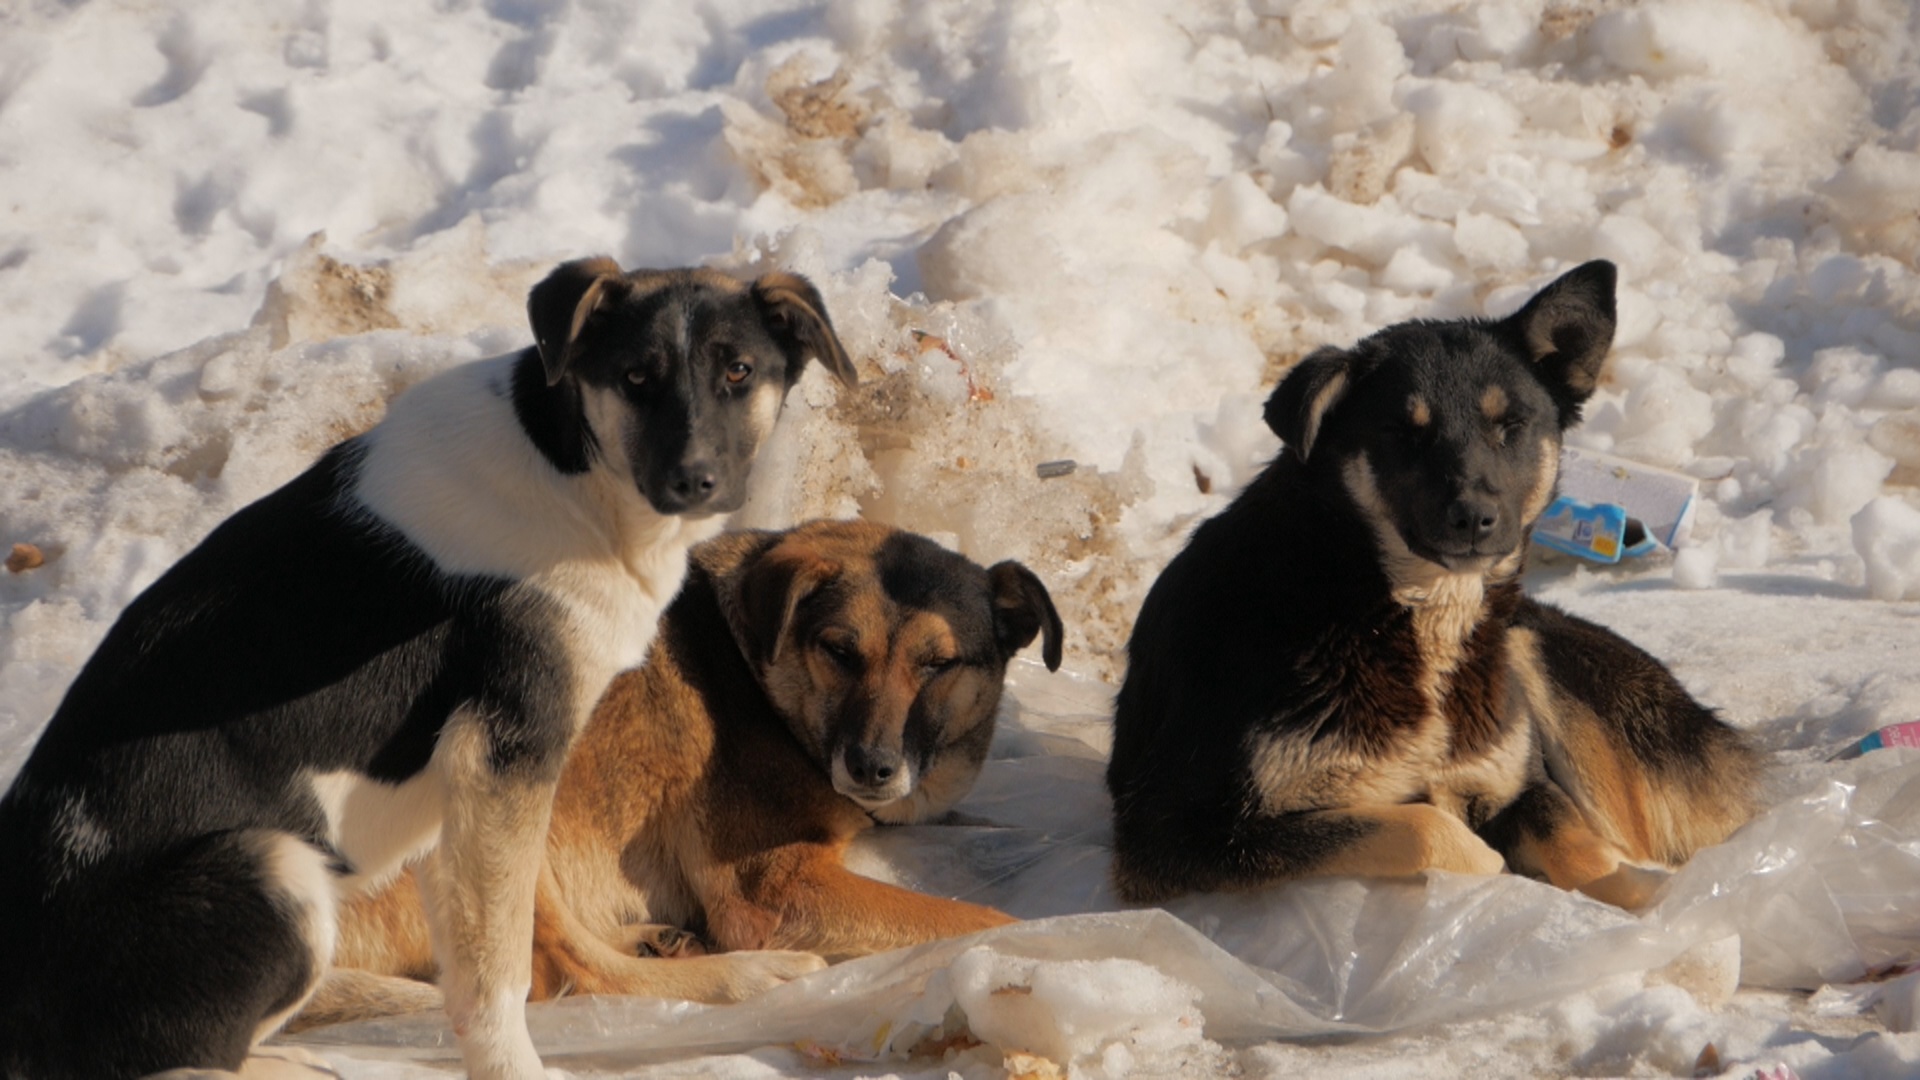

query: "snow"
left=3, top=0, right=1920, bottom=1077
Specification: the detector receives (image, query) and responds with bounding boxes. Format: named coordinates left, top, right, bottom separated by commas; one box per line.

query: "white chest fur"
left=350, top=355, right=723, bottom=704
left=316, top=355, right=727, bottom=890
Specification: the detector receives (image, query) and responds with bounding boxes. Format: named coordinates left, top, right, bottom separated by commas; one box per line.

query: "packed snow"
left=3, top=0, right=1920, bottom=1077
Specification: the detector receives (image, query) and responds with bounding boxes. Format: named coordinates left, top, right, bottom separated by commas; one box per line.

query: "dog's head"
left=520, top=258, right=859, bottom=516
left=1264, top=261, right=1617, bottom=576
left=718, top=519, right=1064, bottom=824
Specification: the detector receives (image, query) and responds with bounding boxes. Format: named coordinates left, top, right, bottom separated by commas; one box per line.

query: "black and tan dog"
left=298, top=518, right=1060, bottom=1029
left=0, top=259, right=854, bottom=1080
left=1108, top=261, right=1759, bottom=911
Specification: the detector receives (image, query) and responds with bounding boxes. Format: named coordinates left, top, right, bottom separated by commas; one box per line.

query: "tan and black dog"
left=299, top=518, right=1060, bottom=1028
left=1108, top=261, right=1760, bottom=911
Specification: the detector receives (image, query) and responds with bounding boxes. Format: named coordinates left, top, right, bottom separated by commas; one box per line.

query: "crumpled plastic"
left=293, top=661, right=1920, bottom=1073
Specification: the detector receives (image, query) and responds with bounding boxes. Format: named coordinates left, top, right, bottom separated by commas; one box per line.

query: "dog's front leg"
left=420, top=714, right=562, bottom=1080
left=708, top=842, right=1015, bottom=961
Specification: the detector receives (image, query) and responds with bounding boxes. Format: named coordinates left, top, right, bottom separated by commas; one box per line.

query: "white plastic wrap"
left=292, top=662, right=1920, bottom=1075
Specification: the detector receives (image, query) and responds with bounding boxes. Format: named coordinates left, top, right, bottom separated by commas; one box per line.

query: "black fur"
left=0, top=441, right=574, bottom=1078
left=1107, top=451, right=1440, bottom=894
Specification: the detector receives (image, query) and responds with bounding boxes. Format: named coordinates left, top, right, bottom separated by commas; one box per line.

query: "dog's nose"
left=842, top=745, right=903, bottom=789
left=1445, top=498, right=1500, bottom=542
left=664, top=462, right=718, bottom=506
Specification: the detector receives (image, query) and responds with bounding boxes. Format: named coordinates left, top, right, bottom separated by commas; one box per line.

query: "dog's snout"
left=1445, top=498, right=1500, bottom=542
left=662, top=461, right=719, bottom=508
left=842, top=744, right=903, bottom=788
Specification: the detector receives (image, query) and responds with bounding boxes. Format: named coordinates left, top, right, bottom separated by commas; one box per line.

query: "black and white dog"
left=0, top=258, right=856, bottom=1080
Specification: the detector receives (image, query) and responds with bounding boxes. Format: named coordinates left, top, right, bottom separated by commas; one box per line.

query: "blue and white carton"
left=1534, top=447, right=1698, bottom=564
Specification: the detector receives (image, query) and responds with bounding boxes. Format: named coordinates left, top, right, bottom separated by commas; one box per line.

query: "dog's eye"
left=819, top=636, right=860, bottom=668
left=922, top=657, right=959, bottom=677
left=725, top=360, right=754, bottom=385
left=625, top=369, right=646, bottom=387
left=1493, top=416, right=1527, bottom=446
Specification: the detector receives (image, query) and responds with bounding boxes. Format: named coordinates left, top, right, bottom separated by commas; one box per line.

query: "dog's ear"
left=1264, top=346, right=1351, bottom=462
left=752, top=271, right=859, bottom=389
left=735, top=548, right=838, bottom=668
left=986, top=560, right=1064, bottom=672
left=528, top=256, right=626, bottom=386
left=1504, top=260, right=1616, bottom=423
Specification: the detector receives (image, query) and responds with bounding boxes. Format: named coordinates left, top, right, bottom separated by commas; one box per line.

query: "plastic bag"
left=294, top=662, right=1920, bottom=1075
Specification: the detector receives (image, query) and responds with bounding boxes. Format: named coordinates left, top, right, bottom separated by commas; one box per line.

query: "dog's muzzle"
left=831, top=745, right=916, bottom=808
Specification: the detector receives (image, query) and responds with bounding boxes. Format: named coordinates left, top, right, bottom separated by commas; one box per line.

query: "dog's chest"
left=529, top=525, right=718, bottom=715
left=1249, top=578, right=1528, bottom=817
left=353, top=356, right=724, bottom=712
left=1391, top=581, right=1530, bottom=814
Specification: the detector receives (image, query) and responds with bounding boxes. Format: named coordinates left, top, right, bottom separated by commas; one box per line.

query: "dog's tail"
left=286, top=969, right=444, bottom=1033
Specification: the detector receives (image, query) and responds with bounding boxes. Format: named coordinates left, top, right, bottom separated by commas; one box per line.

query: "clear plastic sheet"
left=293, top=662, right=1920, bottom=1073
left=1652, top=749, right=1920, bottom=990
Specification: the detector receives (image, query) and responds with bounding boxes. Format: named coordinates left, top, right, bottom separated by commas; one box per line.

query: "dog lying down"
left=299, top=518, right=1063, bottom=1029
left=1109, top=260, right=1762, bottom=911
left=0, top=258, right=855, bottom=1080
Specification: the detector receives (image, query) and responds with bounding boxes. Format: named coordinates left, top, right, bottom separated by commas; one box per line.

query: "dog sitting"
left=1108, top=260, right=1760, bottom=911
left=298, top=518, right=1061, bottom=1029
left=0, top=258, right=855, bottom=1080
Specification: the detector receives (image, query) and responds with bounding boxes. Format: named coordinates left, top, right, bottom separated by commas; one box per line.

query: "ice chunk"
left=1808, top=441, right=1894, bottom=526
left=1403, top=82, right=1520, bottom=177
left=1717, top=509, right=1772, bottom=571
left=1724, top=333, right=1786, bottom=389
left=1671, top=545, right=1718, bottom=590
left=948, top=948, right=1208, bottom=1071
left=1378, top=245, right=1453, bottom=294
left=1852, top=497, right=1920, bottom=601
left=1808, top=347, right=1883, bottom=409
left=1206, top=172, right=1290, bottom=252
left=1453, top=211, right=1528, bottom=272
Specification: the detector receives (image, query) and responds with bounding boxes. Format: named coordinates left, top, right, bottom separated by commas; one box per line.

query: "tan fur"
left=307, top=522, right=1029, bottom=1028
left=1506, top=823, right=1665, bottom=909
left=1342, top=457, right=1496, bottom=691
left=1480, top=385, right=1508, bottom=420
left=1520, top=436, right=1560, bottom=523
left=1409, top=394, right=1431, bottom=428
left=1236, top=458, right=1540, bottom=860
left=1508, top=627, right=1752, bottom=871
left=417, top=716, right=552, bottom=1079
left=282, top=965, right=442, bottom=1033
left=1297, top=370, right=1348, bottom=459
left=1247, top=688, right=1535, bottom=834
left=1311, top=804, right=1508, bottom=878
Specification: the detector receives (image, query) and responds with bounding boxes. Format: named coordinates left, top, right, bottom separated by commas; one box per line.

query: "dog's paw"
left=1460, top=837, right=1510, bottom=877
left=615, top=922, right=710, bottom=958
left=1419, top=815, right=1508, bottom=877
left=717, top=949, right=828, bottom=1002
left=237, top=1046, right=345, bottom=1080
left=1578, top=862, right=1671, bottom=911
left=135, top=1046, right=346, bottom=1080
